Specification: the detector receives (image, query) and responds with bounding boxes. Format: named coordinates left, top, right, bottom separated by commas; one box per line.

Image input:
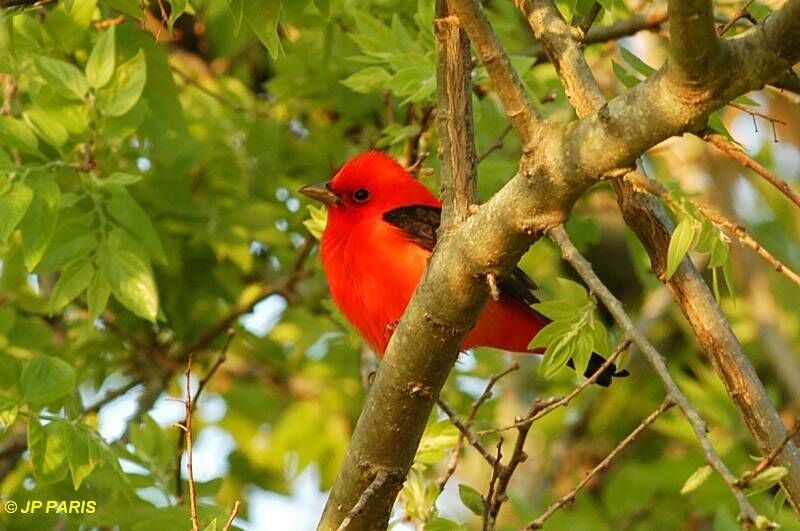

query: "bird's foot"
left=384, top=320, right=399, bottom=338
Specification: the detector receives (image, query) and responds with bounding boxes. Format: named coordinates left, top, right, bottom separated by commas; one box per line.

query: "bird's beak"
left=299, top=182, right=339, bottom=206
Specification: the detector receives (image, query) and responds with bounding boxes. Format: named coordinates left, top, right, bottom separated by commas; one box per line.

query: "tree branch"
left=668, top=0, right=721, bottom=82
left=703, top=131, right=800, bottom=209
left=529, top=9, right=669, bottom=64
left=548, top=225, right=762, bottom=526
left=449, top=0, right=543, bottom=145
left=435, top=0, right=478, bottom=232
left=517, top=0, right=606, bottom=113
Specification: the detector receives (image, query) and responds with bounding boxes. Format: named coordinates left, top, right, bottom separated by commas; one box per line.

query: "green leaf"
left=106, top=186, right=167, bottom=264
left=415, top=420, right=459, bottom=466
left=101, top=171, right=143, bottom=186
left=708, top=110, right=732, bottom=138
left=0, top=116, right=40, bottom=154
left=103, top=0, right=143, bottom=19
left=34, top=211, right=96, bottom=274
left=458, top=483, right=485, bottom=516
left=23, top=108, right=69, bottom=147
left=86, top=25, right=116, bottom=89
left=49, top=259, right=94, bottom=314
left=571, top=329, right=594, bottom=376
left=202, top=519, right=217, bottom=531
left=243, top=0, right=283, bottom=59
left=612, top=60, right=641, bottom=88
left=97, top=49, right=147, bottom=117
left=773, top=488, right=787, bottom=515
left=0, top=181, right=34, bottom=243
left=28, top=417, right=70, bottom=485
left=733, top=94, right=760, bottom=107
left=666, top=219, right=696, bottom=279
left=303, top=204, right=327, bottom=240
left=0, top=395, right=18, bottom=427
left=425, top=518, right=465, bottom=531
left=722, top=257, right=736, bottom=304
left=100, top=246, right=159, bottom=321
left=747, top=466, right=788, bottom=495
left=342, top=66, right=392, bottom=94
left=34, top=55, right=89, bottom=100
left=620, top=47, right=656, bottom=77
left=681, top=464, right=712, bottom=494
left=87, top=268, right=111, bottom=322
left=21, top=355, right=76, bottom=406
left=533, top=300, right=578, bottom=321
left=532, top=320, right=577, bottom=379
left=755, top=515, right=776, bottom=530
left=167, top=0, right=188, bottom=32
left=313, top=0, right=328, bottom=16
left=66, top=423, right=96, bottom=490
left=18, top=174, right=60, bottom=270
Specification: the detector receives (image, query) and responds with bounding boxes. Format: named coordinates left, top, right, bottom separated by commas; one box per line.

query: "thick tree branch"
left=448, top=0, right=543, bottom=145
left=517, top=0, right=605, bottom=113
left=668, top=0, right=722, bottom=82
left=435, top=0, right=478, bottom=232
left=528, top=9, right=669, bottom=64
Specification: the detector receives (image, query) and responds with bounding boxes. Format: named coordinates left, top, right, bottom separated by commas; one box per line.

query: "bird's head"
left=299, top=151, right=439, bottom=225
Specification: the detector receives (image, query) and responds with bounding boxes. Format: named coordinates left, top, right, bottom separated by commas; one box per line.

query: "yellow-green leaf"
left=681, top=464, right=712, bottom=494
left=86, top=25, right=116, bottom=89
left=666, top=219, right=696, bottom=279
left=0, top=181, right=34, bottom=243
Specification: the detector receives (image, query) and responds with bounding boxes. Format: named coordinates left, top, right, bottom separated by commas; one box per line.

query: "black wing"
left=382, top=205, right=540, bottom=309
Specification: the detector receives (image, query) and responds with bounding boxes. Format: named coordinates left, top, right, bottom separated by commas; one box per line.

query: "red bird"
left=300, top=151, right=626, bottom=385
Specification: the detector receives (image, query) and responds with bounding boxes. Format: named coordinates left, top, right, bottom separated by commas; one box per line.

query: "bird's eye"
left=351, top=188, right=370, bottom=203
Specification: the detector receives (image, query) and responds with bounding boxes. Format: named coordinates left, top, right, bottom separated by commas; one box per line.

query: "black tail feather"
left=567, top=352, right=630, bottom=387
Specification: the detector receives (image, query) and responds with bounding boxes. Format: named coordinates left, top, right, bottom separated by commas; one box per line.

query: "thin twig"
left=479, top=339, right=631, bottom=435
left=174, top=333, right=235, bottom=504
left=221, top=500, right=241, bottom=531
left=336, top=470, right=390, bottom=531
left=483, top=440, right=504, bottom=531
left=436, top=363, right=519, bottom=492
left=727, top=102, right=787, bottom=126
left=476, top=124, right=513, bottom=163
left=81, top=379, right=143, bottom=416
left=524, top=399, right=675, bottom=529
left=575, top=2, right=602, bottom=39
left=436, top=397, right=498, bottom=466
left=469, top=364, right=520, bottom=421
left=172, top=66, right=272, bottom=118
left=703, top=131, right=800, bottom=209
left=738, top=419, right=800, bottom=488
left=184, top=357, right=200, bottom=531
left=717, top=0, right=755, bottom=36
left=192, top=329, right=235, bottom=406
left=547, top=224, right=762, bottom=526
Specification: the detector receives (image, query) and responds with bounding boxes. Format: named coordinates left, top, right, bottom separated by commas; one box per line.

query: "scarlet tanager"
left=300, top=151, right=627, bottom=386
